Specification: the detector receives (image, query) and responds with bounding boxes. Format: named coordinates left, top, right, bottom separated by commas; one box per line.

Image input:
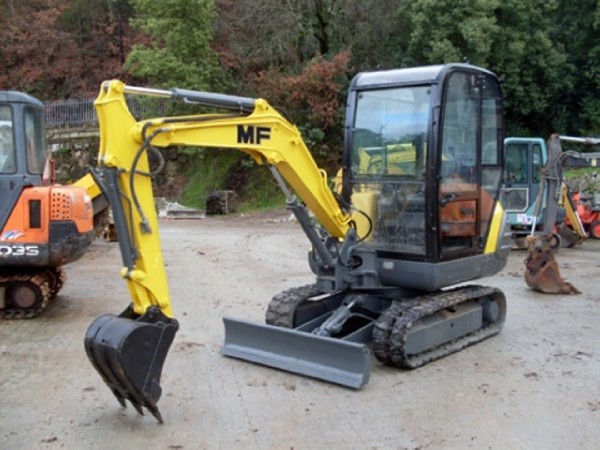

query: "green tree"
left=398, top=0, right=500, bottom=65
left=398, top=0, right=571, bottom=136
left=551, top=0, right=600, bottom=136
left=126, top=0, right=225, bottom=90
left=489, top=0, right=571, bottom=136
left=214, top=0, right=404, bottom=79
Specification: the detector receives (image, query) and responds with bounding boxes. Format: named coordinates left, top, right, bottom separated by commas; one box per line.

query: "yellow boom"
left=94, top=79, right=352, bottom=318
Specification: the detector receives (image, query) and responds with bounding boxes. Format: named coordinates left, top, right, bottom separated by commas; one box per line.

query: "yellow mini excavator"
left=84, top=64, right=512, bottom=422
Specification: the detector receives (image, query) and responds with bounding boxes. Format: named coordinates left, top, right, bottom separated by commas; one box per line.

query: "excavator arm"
left=524, top=134, right=600, bottom=294
left=95, top=80, right=353, bottom=315
left=85, top=80, right=353, bottom=421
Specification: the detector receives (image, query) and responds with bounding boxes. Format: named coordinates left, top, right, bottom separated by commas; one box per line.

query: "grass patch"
left=181, top=149, right=286, bottom=211
left=238, top=166, right=286, bottom=211
left=181, top=150, right=237, bottom=208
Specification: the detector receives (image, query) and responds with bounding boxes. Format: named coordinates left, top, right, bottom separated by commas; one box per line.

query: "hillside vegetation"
left=2, top=0, right=598, bottom=207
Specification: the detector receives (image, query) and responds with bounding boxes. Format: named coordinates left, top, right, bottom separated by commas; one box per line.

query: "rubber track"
left=49, top=268, right=66, bottom=297
left=0, top=268, right=64, bottom=319
left=372, top=284, right=506, bottom=369
left=265, top=284, right=323, bottom=327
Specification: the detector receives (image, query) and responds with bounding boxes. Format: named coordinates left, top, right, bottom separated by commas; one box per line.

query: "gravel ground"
left=1, top=210, right=599, bottom=449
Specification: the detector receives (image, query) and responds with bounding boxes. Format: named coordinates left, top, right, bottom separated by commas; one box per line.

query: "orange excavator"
left=0, top=90, right=95, bottom=317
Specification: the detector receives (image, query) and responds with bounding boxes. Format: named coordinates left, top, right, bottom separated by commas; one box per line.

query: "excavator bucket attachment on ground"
left=221, top=317, right=371, bottom=389
left=84, top=306, right=178, bottom=423
left=524, top=237, right=580, bottom=294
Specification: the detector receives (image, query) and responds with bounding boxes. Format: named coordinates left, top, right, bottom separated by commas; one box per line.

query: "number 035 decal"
left=0, top=244, right=40, bottom=257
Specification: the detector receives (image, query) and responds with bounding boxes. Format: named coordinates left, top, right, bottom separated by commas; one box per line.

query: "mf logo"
left=237, top=125, right=271, bottom=145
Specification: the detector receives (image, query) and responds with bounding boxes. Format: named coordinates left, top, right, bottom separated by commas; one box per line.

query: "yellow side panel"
left=484, top=202, right=505, bottom=254
left=351, top=190, right=379, bottom=241
left=73, top=173, right=102, bottom=201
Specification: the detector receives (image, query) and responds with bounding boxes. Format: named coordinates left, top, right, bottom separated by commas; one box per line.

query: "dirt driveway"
left=1, top=210, right=599, bottom=449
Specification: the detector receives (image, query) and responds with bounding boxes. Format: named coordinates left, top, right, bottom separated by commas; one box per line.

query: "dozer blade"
left=221, top=317, right=371, bottom=389
left=84, top=306, right=178, bottom=423
left=524, top=240, right=580, bottom=294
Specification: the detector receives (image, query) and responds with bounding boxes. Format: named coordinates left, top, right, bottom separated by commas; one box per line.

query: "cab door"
left=437, top=70, right=503, bottom=259
left=0, top=104, right=21, bottom=232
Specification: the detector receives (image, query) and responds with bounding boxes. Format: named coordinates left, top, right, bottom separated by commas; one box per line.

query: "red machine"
left=567, top=191, right=600, bottom=238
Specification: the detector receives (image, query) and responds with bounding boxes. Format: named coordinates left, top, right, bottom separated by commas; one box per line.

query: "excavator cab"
left=0, top=92, right=94, bottom=318
left=0, top=92, right=48, bottom=220
left=340, top=66, right=506, bottom=280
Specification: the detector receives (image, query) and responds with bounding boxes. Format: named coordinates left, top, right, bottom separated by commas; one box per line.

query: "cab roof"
left=0, top=91, right=44, bottom=108
left=350, top=63, right=495, bottom=90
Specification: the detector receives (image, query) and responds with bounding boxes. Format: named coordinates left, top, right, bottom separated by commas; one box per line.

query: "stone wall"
left=52, top=143, right=97, bottom=184
left=51, top=141, right=190, bottom=199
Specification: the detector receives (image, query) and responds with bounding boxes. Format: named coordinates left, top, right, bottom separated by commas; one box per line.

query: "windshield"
left=351, top=86, right=430, bottom=179
left=0, top=107, right=16, bottom=173
left=348, top=85, right=431, bottom=255
left=25, top=107, right=47, bottom=174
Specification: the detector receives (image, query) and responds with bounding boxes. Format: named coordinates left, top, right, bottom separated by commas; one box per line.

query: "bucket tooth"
left=84, top=307, right=178, bottom=423
left=221, top=317, right=371, bottom=389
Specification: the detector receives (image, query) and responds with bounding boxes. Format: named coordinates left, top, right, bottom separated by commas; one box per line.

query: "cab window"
left=0, top=106, right=16, bottom=173
left=25, top=107, right=47, bottom=174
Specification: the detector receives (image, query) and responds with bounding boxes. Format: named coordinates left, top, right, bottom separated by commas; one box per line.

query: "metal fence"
left=44, top=97, right=169, bottom=129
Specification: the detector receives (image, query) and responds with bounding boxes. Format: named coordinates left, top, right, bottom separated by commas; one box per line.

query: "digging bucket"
left=84, top=306, right=179, bottom=423
left=524, top=242, right=580, bottom=294
left=221, top=317, right=371, bottom=389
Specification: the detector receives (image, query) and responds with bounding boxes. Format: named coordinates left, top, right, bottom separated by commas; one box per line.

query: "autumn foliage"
left=0, top=0, right=138, bottom=97
left=257, top=50, right=352, bottom=129
left=248, top=49, right=353, bottom=167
